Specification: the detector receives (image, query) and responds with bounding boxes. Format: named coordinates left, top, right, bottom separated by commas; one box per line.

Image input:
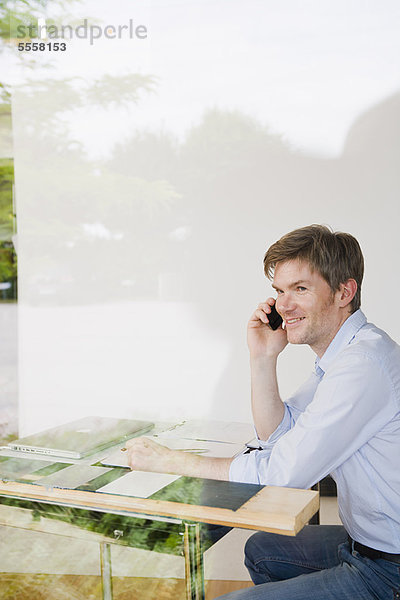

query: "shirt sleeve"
left=254, top=371, right=320, bottom=447
left=229, top=349, right=396, bottom=488
left=255, top=403, right=294, bottom=448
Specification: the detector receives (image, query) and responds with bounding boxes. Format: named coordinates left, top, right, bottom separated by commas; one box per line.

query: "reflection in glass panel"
left=0, top=73, right=17, bottom=443
left=5, top=0, right=400, bottom=432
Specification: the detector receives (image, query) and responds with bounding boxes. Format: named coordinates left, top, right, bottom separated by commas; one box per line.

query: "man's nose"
left=276, top=295, right=296, bottom=314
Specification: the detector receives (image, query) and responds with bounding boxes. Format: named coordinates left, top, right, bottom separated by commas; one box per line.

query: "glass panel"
left=0, top=7, right=17, bottom=444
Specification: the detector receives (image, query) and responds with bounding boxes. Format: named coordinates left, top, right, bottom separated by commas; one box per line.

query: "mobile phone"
left=267, top=303, right=283, bottom=330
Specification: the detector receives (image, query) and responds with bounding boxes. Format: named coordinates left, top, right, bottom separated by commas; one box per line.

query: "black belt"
left=348, top=536, right=400, bottom=564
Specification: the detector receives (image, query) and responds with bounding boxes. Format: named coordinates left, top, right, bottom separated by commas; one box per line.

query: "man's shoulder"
left=335, top=320, right=400, bottom=370
left=318, top=323, right=400, bottom=410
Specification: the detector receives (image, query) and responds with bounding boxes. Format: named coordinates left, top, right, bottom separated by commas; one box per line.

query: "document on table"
left=98, top=471, right=180, bottom=498
left=156, top=420, right=255, bottom=445
left=35, top=464, right=113, bottom=489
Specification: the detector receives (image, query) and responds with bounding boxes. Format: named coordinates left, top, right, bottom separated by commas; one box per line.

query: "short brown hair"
left=263, top=224, right=364, bottom=312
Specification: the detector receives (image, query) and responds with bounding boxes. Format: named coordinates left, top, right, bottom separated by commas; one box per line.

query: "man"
left=127, top=224, right=400, bottom=600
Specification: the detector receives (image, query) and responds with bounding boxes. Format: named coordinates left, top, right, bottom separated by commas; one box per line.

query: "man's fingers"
left=125, top=436, right=173, bottom=473
left=253, top=308, right=269, bottom=324
left=125, top=436, right=151, bottom=450
left=125, top=437, right=140, bottom=449
left=125, top=437, right=166, bottom=454
left=256, top=299, right=276, bottom=313
left=252, top=299, right=277, bottom=323
left=249, top=298, right=279, bottom=329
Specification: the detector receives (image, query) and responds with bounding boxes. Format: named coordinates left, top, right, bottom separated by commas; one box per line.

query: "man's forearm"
left=126, top=437, right=234, bottom=481
left=165, top=451, right=233, bottom=481
left=250, top=355, right=285, bottom=441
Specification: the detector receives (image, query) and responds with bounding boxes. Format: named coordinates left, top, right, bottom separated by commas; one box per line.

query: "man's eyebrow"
left=272, top=280, right=311, bottom=290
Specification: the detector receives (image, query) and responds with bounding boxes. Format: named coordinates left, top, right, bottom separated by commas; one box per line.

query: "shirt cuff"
left=255, top=403, right=293, bottom=448
left=229, top=448, right=260, bottom=483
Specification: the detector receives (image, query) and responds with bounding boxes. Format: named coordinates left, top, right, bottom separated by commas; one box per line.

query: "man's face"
left=273, top=259, right=345, bottom=357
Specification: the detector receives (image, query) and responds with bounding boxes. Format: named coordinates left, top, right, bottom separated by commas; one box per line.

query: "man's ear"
left=338, top=279, right=357, bottom=308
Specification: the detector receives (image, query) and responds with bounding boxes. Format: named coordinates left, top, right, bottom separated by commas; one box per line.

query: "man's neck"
left=312, top=310, right=353, bottom=358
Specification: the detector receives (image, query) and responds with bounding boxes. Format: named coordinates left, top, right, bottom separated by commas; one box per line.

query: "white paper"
left=157, top=420, right=254, bottom=444
left=37, top=464, right=112, bottom=489
left=97, top=471, right=179, bottom=498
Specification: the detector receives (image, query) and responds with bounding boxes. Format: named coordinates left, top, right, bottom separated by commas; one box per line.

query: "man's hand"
left=125, top=437, right=179, bottom=473
left=247, top=298, right=288, bottom=359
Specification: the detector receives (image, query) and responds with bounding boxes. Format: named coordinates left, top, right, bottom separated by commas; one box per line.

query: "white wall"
left=10, top=0, right=400, bottom=434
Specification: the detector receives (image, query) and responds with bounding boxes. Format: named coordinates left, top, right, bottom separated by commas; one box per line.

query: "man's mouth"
left=285, top=317, right=305, bottom=325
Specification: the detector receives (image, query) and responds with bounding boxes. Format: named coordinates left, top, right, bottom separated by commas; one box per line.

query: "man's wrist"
left=250, top=354, right=278, bottom=369
left=172, top=451, right=233, bottom=481
left=163, top=448, right=189, bottom=474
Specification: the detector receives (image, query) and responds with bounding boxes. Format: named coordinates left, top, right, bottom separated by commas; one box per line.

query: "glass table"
left=0, top=449, right=319, bottom=600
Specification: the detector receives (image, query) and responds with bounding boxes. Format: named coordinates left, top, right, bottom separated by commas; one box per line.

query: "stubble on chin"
left=286, top=323, right=314, bottom=346
left=286, top=330, right=307, bottom=345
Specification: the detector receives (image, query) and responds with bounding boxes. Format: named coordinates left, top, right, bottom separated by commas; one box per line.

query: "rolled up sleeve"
left=256, top=403, right=296, bottom=448
left=230, top=404, right=295, bottom=483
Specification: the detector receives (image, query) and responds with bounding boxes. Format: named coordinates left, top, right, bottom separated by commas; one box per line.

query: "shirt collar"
left=315, top=309, right=367, bottom=376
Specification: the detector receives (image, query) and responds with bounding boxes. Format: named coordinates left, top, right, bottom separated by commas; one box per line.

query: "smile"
left=286, top=317, right=305, bottom=325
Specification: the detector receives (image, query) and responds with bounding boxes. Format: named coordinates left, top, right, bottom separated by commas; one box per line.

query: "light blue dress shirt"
left=230, top=310, right=400, bottom=553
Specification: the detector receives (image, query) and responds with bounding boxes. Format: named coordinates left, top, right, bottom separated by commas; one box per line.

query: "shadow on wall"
left=178, top=93, right=400, bottom=404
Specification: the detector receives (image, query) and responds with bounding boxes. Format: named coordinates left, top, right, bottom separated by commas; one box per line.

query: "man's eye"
left=297, top=287, right=306, bottom=292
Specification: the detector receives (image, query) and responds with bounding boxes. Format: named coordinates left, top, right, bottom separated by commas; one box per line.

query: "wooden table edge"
left=0, top=481, right=319, bottom=536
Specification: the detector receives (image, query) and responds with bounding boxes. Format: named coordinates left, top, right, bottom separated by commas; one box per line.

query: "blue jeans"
left=216, top=525, right=400, bottom=600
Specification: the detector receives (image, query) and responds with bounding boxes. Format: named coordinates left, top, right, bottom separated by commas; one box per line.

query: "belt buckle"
left=347, top=535, right=356, bottom=554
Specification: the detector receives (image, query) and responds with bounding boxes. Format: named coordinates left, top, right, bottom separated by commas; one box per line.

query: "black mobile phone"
left=268, top=304, right=283, bottom=330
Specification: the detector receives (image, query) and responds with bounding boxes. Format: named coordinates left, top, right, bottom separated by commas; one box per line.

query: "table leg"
left=183, top=522, right=205, bottom=600
left=100, top=542, right=113, bottom=600
left=309, top=482, right=320, bottom=525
